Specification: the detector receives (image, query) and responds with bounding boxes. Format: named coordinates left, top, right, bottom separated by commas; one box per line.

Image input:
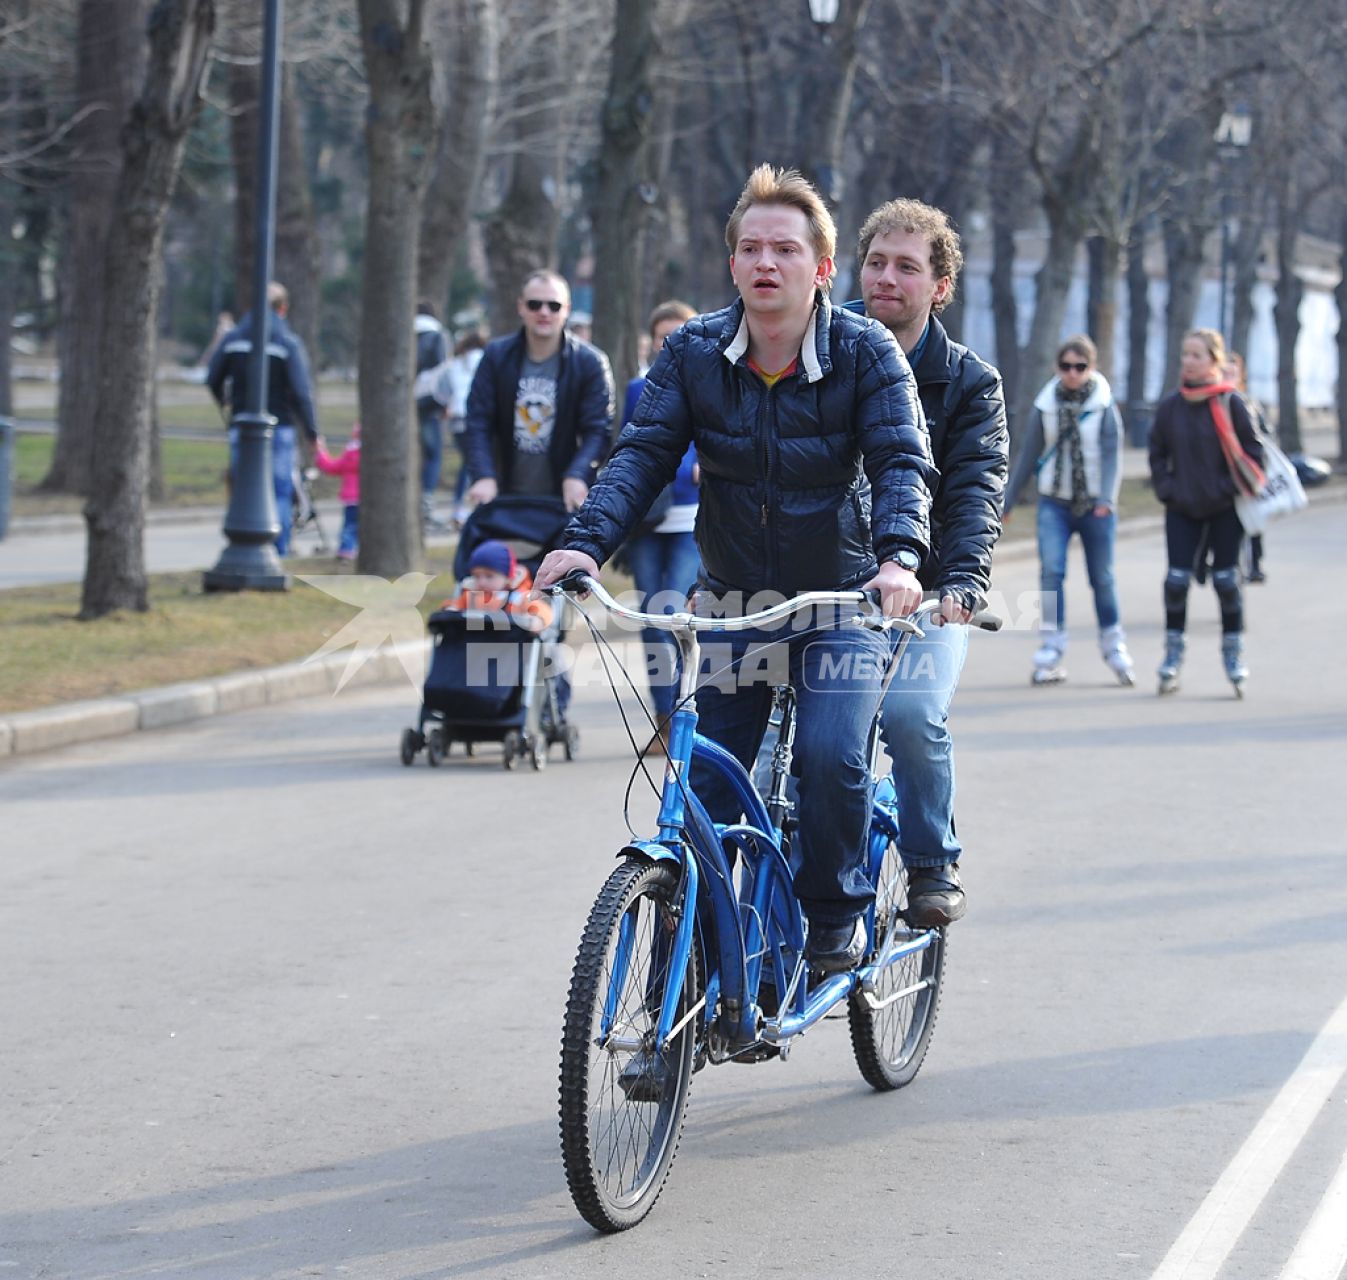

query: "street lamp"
left=807, top=0, right=839, bottom=22
left=203, top=0, right=288, bottom=592
left=1214, top=104, right=1252, bottom=344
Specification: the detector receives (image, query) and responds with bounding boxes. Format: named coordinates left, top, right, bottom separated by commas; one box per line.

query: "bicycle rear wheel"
left=848, top=839, right=945, bottom=1091
left=559, top=858, right=700, bottom=1231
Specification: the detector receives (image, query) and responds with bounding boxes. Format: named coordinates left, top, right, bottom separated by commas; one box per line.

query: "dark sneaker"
left=617, top=1047, right=671, bottom=1102
left=905, top=863, right=966, bottom=927
left=805, top=916, right=867, bottom=973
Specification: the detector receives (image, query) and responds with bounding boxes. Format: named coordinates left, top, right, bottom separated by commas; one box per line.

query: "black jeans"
left=1164, top=506, right=1244, bottom=634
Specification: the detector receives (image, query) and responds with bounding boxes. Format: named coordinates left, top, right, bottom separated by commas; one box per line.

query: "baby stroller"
left=291, top=463, right=331, bottom=555
left=399, top=494, right=579, bottom=770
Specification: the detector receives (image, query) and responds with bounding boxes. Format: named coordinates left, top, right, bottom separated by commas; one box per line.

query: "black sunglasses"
left=1058, top=360, right=1089, bottom=373
left=524, top=298, right=564, bottom=313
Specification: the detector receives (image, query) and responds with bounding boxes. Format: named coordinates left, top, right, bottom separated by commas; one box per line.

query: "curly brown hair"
left=856, top=199, right=964, bottom=314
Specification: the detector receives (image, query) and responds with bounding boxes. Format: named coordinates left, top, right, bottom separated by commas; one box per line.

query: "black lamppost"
left=1215, top=104, right=1252, bottom=343
left=203, top=0, right=288, bottom=592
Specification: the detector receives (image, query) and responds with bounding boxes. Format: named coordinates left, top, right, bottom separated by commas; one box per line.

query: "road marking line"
left=1279, top=1137, right=1347, bottom=1280
left=1151, top=990, right=1347, bottom=1280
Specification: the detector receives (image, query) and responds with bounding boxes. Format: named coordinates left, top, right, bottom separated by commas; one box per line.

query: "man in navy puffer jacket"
left=538, top=165, right=936, bottom=971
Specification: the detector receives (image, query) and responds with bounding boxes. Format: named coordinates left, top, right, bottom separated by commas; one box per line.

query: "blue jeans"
left=1037, top=498, right=1119, bottom=631
left=623, top=530, right=701, bottom=720
left=228, top=423, right=297, bottom=555
left=419, top=409, right=444, bottom=496
left=338, top=504, right=359, bottom=557
left=691, top=618, right=891, bottom=926
left=879, top=620, right=969, bottom=869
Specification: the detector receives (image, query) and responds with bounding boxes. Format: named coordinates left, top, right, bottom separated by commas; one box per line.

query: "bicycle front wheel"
left=848, top=839, right=945, bottom=1091
left=559, top=858, right=700, bottom=1232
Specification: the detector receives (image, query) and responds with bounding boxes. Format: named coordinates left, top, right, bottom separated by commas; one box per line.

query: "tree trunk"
left=275, top=64, right=321, bottom=362
left=356, top=0, right=435, bottom=577
left=81, top=0, right=214, bottom=619
left=590, top=0, right=658, bottom=397
left=1125, top=222, right=1151, bottom=443
left=228, top=54, right=257, bottom=316
left=1337, top=205, right=1347, bottom=467
left=417, top=0, right=496, bottom=315
left=1160, top=217, right=1207, bottom=395
left=798, top=0, right=873, bottom=210
left=1272, top=178, right=1302, bottom=452
left=482, top=152, right=559, bottom=335
left=988, top=133, right=1020, bottom=412
left=1012, top=203, right=1084, bottom=446
left=46, top=0, right=148, bottom=495
left=1087, top=235, right=1121, bottom=383
left=1230, top=207, right=1263, bottom=364
left=231, top=56, right=320, bottom=360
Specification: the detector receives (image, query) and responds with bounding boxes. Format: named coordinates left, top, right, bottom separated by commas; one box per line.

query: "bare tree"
left=44, top=0, right=149, bottom=496
left=224, top=15, right=322, bottom=360
left=81, top=0, right=214, bottom=618
left=417, top=0, right=496, bottom=315
left=355, top=0, right=435, bottom=576
left=589, top=0, right=658, bottom=394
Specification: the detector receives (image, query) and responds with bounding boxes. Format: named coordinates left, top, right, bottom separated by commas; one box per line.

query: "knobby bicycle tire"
left=848, top=839, right=945, bottom=1091
left=558, top=858, right=701, bottom=1231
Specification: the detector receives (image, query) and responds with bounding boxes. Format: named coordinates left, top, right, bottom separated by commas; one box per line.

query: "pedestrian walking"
left=1148, top=328, right=1265, bottom=696
left=314, top=424, right=361, bottom=561
left=206, top=282, right=319, bottom=556
left=620, top=300, right=701, bottom=750
left=1004, top=334, right=1133, bottom=686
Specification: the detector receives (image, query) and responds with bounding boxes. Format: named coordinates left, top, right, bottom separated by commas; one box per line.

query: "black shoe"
left=805, top=916, right=867, bottom=973
left=617, top=1046, right=671, bottom=1102
left=905, top=862, right=966, bottom=927
left=1247, top=569, right=1266, bottom=583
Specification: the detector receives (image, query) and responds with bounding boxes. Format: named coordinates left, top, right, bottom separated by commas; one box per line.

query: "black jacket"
left=1148, top=388, right=1265, bottom=519
left=464, top=329, right=615, bottom=494
left=563, top=295, right=934, bottom=597
left=206, top=309, right=319, bottom=440
left=907, top=317, right=1008, bottom=609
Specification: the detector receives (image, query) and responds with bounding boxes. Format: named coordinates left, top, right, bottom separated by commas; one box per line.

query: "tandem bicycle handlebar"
left=547, top=571, right=1002, bottom=637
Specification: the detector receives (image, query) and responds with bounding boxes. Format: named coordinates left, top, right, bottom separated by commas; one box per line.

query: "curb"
left=0, top=639, right=427, bottom=761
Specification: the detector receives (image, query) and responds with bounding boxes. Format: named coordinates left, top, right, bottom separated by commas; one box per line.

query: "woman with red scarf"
left=1148, top=328, right=1265, bottom=696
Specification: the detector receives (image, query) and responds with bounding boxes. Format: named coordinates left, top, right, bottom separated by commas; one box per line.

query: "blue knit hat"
left=468, top=539, right=516, bottom=579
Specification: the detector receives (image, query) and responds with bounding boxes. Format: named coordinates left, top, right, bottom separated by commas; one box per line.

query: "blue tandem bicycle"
left=549, top=572, right=999, bottom=1231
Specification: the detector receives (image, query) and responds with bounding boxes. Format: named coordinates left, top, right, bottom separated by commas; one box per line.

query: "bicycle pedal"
left=730, top=1041, right=781, bottom=1064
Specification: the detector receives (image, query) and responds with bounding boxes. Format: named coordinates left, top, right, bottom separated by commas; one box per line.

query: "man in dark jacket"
left=537, top=165, right=935, bottom=971
left=857, top=198, right=1008, bottom=927
left=464, top=270, right=614, bottom=513
left=206, top=282, right=319, bottom=556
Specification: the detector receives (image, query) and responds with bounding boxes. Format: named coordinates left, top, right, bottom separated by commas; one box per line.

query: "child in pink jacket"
left=314, top=424, right=361, bottom=560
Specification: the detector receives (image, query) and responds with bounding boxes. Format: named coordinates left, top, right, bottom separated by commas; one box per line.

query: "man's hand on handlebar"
left=863, top=560, right=923, bottom=618
left=533, top=549, right=599, bottom=598
left=938, top=593, right=975, bottom=626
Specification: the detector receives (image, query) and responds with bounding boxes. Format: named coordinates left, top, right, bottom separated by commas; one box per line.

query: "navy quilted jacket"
left=563, top=295, right=934, bottom=597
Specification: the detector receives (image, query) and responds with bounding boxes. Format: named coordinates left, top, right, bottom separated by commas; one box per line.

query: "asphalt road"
left=3, top=505, right=1346, bottom=1279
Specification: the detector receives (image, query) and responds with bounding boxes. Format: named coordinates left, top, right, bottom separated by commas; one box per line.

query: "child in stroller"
left=399, top=497, right=579, bottom=770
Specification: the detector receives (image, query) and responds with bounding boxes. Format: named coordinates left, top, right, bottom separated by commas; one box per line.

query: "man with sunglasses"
left=464, top=269, right=615, bottom=513
left=857, top=199, right=1008, bottom=927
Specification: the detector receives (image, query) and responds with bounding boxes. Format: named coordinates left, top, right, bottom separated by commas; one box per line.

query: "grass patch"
left=0, top=548, right=634, bottom=716
left=0, top=549, right=468, bottom=714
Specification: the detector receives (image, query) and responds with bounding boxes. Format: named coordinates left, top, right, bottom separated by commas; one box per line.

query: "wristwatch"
left=894, top=549, right=921, bottom=573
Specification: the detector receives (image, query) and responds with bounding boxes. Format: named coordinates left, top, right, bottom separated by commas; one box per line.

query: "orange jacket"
left=441, top=565, right=553, bottom=630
